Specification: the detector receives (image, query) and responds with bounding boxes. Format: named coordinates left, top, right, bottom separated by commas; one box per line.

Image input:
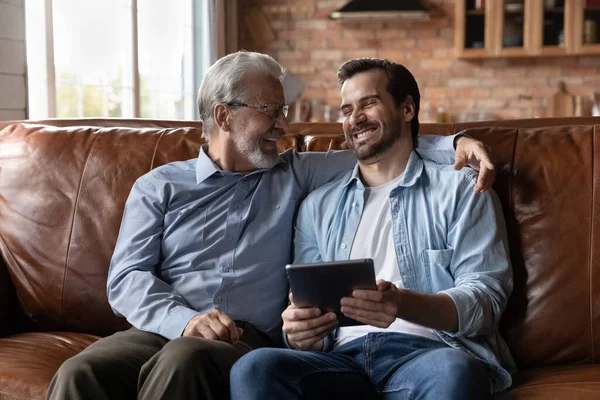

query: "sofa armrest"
left=0, top=255, right=22, bottom=336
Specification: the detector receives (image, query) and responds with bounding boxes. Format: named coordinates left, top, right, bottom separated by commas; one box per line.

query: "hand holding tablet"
left=285, top=259, right=376, bottom=327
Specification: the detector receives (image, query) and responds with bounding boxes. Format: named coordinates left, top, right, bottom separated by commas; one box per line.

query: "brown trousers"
left=45, top=322, right=272, bottom=400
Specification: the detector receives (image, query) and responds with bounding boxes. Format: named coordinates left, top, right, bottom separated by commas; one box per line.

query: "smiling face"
left=340, top=69, right=412, bottom=163
left=227, top=73, right=289, bottom=169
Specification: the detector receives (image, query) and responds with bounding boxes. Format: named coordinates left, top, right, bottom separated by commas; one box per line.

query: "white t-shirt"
left=334, top=173, right=440, bottom=348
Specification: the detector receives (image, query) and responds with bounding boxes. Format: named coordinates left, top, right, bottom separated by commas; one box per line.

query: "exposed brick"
left=491, top=87, right=530, bottom=99
left=416, top=39, right=450, bottom=48
left=311, top=49, right=344, bottom=61
left=477, top=98, right=511, bottom=109
left=363, top=39, right=382, bottom=48
left=407, top=29, right=440, bottom=39
left=420, top=59, right=454, bottom=70
left=375, top=30, right=408, bottom=40
left=425, top=88, right=461, bottom=98
left=344, top=50, right=380, bottom=59
left=387, top=39, right=417, bottom=49
left=458, top=88, right=492, bottom=98
left=343, top=29, right=375, bottom=40
left=579, top=56, right=600, bottom=66
left=447, top=78, right=481, bottom=88
left=562, top=67, right=598, bottom=76
left=241, top=0, right=600, bottom=120
left=294, top=38, right=328, bottom=50
left=296, top=19, right=328, bottom=31
left=378, top=50, right=408, bottom=62
left=405, top=49, right=433, bottom=60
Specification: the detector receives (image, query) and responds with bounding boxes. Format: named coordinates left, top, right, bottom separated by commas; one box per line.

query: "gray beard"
left=234, top=135, right=279, bottom=169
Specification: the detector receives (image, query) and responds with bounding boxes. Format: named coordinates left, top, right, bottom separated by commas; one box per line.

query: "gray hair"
left=197, top=51, right=285, bottom=141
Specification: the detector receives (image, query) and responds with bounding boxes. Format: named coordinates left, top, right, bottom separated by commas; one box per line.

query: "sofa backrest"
left=0, top=121, right=205, bottom=336
left=1, top=117, right=600, bottom=370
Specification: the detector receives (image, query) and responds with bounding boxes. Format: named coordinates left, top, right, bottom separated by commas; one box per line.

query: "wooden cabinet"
left=455, top=0, right=599, bottom=58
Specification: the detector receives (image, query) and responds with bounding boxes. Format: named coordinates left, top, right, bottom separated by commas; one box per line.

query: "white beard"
left=234, top=134, right=279, bottom=169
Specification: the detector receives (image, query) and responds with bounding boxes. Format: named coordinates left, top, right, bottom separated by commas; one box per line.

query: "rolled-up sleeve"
left=107, top=177, right=200, bottom=340
left=438, top=178, right=512, bottom=338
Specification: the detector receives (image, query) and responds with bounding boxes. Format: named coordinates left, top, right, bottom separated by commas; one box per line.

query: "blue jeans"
left=230, top=333, right=490, bottom=400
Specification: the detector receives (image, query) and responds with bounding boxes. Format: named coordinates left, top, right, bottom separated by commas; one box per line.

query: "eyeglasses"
left=226, top=102, right=289, bottom=118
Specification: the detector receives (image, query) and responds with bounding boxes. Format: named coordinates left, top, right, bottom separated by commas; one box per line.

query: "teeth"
left=355, top=129, right=375, bottom=139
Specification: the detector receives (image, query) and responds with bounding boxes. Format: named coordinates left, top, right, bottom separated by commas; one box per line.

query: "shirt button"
left=352, top=202, right=357, bottom=207
left=275, top=204, right=280, bottom=210
left=222, top=267, right=230, bottom=273
left=228, top=235, right=233, bottom=241
left=215, top=297, right=222, bottom=303
left=341, top=243, right=347, bottom=249
left=233, top=203, right=239, bottom=209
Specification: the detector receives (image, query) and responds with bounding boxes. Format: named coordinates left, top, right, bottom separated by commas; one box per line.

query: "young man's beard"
left=349, top=121, right=403, bottom=162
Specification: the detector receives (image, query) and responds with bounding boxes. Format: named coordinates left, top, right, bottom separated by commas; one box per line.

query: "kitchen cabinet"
left=455, top=0, right=598, bottom=58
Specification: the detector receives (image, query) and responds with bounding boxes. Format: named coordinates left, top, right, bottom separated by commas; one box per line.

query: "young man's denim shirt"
left=292, top=151, right=517, bottom=393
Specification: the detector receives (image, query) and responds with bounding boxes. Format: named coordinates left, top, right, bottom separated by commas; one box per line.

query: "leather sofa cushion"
left=0, top=332, right=98, bottom=400
left=494, top=365, right=600, bottom=399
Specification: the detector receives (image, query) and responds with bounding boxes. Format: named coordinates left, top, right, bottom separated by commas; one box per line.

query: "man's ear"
left=403, top=95, right=416, bottom=122
left=214, top=104, right=231, bottom=132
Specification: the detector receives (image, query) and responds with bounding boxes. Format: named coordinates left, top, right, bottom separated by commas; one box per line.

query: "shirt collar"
left=195, top=145, right=220, bottom=185
left=195, top=145, right=288, bottom=185
left=343, top=151, right=424, bottom=190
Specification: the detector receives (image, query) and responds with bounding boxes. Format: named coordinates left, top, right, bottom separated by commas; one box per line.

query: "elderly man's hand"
left=453, top=135, right=496, bottom=193
left=183, top=310, right=243, bottom=343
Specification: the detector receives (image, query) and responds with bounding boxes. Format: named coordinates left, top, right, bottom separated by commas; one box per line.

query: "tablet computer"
left=285, top=259, right=376, bottom=327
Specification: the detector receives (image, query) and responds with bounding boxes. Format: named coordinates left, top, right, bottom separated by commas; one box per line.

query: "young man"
left=230, top=59, right=515, bottom=399
left=47, top=52, right=498, bottom=400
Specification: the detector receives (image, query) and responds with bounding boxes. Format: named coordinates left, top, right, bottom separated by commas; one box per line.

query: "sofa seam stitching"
left=149, top=129, right=168, bottom=170
left=591, top=125, right=596, bottom=363
left=61, top=131, right=101, bottom=326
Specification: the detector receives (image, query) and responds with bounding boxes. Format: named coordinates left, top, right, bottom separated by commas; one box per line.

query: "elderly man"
left=230, top=58, right=515, bottom=399
left=46, top=51, right=496, bottom=400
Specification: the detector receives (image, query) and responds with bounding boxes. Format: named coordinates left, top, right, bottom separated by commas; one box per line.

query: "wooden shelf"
left=540, top=46, right=569, bottom=56
left=457, top=48, right=488, bottom=58
left=543, top=7, right=565, bottom=13
left=579, top=44, right=600, bottom=53
left=498, top=47, right=528, bottom=57
left=456, top=0, right=600, bottom=58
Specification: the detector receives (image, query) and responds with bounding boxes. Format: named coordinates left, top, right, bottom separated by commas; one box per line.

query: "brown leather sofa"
left=1, top=117, right=600, bottom=399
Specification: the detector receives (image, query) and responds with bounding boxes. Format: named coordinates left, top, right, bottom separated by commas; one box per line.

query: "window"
left=25, top=0, right=197, bottom=120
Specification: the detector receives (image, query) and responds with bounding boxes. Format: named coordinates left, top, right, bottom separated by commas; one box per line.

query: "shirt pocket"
left=421, top=248, right=454, bottom=291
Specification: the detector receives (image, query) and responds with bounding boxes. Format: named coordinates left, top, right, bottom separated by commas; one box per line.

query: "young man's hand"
left=340, top=280, right=401, bottom=328
left=454, top=136, right=496, bottom=193
left=282, top=293, right=338, bottom=351
left=183, top=309, right=243, bottom=343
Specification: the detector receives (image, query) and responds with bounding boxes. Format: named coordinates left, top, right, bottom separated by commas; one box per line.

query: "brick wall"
left=239, top=0, right=600, bottom=122
left=0, top=0, right=26, bottom=121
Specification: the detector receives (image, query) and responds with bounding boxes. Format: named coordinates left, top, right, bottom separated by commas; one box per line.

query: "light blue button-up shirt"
left=293, top=151, right=516, bottom=393
left=107, top=135, right=458, bottom=342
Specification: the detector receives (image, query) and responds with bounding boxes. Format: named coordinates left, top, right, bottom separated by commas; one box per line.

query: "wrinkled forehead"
left=243, top=73, right=285, bottom=104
